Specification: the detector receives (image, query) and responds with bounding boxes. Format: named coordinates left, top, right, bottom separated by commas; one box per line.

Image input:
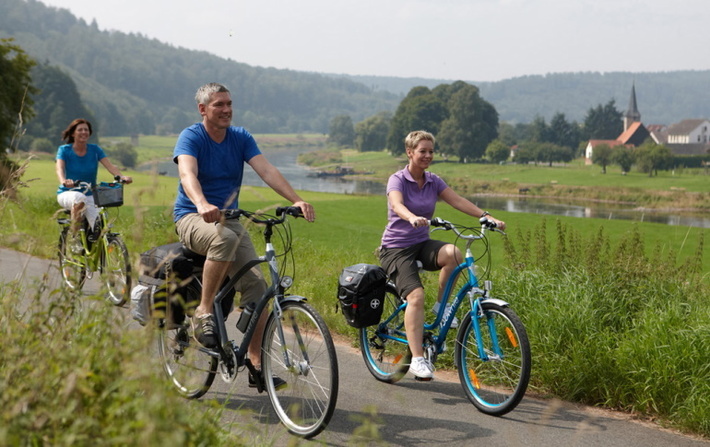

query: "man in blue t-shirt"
left=173, top=83, right=314, bottom=387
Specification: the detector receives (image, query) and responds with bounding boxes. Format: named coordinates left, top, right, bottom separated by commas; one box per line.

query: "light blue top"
left=56, top=143, right=107, bottom=195
left=172, top=123, right=261, bottom=222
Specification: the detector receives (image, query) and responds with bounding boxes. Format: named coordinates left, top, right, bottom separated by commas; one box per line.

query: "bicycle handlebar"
left=66, top=175, right=128, bottom=190
left=223, top=206, right=304, bottom=224
left=429, top=216, right=505, bottom=239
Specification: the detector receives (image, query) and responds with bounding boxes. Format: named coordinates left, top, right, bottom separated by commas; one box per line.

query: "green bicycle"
left=57, top=178, right=131, bottom=306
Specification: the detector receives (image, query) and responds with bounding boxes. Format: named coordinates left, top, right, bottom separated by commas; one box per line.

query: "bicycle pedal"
left=414, top=376, right=433, bottom=382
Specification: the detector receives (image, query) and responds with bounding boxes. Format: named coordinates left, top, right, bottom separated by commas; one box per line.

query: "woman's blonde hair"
left=404, top=130, right=435, bottom=151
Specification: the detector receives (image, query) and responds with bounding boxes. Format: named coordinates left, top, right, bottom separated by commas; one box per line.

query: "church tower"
left=623, top=83, right=641, bottom=131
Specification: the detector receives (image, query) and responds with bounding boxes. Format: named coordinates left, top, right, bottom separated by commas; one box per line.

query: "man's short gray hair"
left=195, top=82, right=230, bottom=105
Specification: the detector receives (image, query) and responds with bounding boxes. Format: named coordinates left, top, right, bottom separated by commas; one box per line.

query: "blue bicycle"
left=360, top=217, right=531, bottom=416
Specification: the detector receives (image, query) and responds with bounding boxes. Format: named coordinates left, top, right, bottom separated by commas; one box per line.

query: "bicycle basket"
left=92, top=182, right=123, bottom=207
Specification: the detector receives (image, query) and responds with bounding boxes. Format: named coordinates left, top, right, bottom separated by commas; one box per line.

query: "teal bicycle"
left=360, top=217, right=531, bottom=416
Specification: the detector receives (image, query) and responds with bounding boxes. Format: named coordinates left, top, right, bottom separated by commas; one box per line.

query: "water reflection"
left=471, top=197, right=709, bottom=229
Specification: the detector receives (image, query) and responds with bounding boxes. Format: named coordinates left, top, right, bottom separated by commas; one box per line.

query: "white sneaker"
left=432, top=302, right=458, bottom=328
left=410, top=356, right=433, bottom=380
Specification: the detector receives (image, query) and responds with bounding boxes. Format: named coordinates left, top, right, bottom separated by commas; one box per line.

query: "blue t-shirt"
left=56, top=143, right=107, bottom=195
left=380, top=167, right=448, bottom=248
left=172, top=123, right=261, bottom=222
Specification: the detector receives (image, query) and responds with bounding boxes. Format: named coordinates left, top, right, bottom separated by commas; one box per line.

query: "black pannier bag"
left=137, top=243, right=234, bottom=326
left=337, top=263, right=387, bottom=328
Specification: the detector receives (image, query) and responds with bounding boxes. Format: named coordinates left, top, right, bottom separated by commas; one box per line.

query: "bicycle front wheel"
left=58, top=227, right=86, bottom=290
left=155, top=287, right=217, bottom=399
left=455, top=302, right=531, bottom=416
left=262, top=301, right=338, bottom=438
left=102, top=234, right=131, bottom=306
left=359, top=285, right=411, bottom=383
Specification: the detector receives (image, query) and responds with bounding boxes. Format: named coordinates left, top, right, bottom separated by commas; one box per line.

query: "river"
left=141, top=149, right=709, bottom=229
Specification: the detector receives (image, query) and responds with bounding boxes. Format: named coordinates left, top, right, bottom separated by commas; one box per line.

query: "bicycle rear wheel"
left=359, top=285, right=411, bottom=383
left=155, top=286, right=217, bottom=399
left=58, top=227, right=86, bottom=290
left=262, top=301, right=338, bottom=438
left=455, top=301, right=531, bottom=416
left=102, top=234, right=131, bottom=306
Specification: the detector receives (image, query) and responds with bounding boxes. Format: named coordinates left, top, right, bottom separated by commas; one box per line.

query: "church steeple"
left=623, top=83, right=641, bottom=131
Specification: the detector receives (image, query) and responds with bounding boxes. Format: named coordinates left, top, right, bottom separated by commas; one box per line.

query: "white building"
left=666, top=119, right=710, bottom=144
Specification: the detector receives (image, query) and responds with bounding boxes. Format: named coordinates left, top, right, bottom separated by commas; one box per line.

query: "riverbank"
left=298, top=148, right=710, bottom=212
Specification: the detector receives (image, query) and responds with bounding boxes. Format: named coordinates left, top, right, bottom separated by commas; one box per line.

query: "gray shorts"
left=175, top=213, right=266, bottom=306
left=378, top=239, right=449, bottom=299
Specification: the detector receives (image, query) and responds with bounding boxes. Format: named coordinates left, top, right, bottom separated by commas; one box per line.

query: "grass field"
left=2, top=142, right=709, bottom=438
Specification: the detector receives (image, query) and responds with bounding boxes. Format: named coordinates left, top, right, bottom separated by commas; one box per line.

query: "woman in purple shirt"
left=378, top=130, right=506, bottom=380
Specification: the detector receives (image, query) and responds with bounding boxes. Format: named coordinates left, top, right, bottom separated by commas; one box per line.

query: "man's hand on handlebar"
left=292, top=201, right=315, bottom=222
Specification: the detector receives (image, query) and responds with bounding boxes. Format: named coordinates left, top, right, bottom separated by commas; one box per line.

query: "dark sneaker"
left=191, top=313, right=217, bottom=348
left=249, top=369, right=287, bottom=391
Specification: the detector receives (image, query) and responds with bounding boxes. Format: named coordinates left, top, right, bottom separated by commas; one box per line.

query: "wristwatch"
left=480, top=211, right=490, bottom=218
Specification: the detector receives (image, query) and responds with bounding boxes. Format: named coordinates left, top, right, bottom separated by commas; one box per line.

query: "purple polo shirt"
left=380, top=167, right=448, bottom=248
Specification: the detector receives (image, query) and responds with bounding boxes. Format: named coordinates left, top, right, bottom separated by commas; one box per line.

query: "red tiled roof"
left=617, top=121, right=642, bottom=144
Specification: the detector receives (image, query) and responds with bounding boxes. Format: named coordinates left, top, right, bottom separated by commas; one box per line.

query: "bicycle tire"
left=455, top=301, right=531, bottom=416
left=262, top=301, right=339, bottom=438
left=58, top=227, right=86, bottom=290
left=155, top=285, right=217, bottom=399
left=102, top=234, right=131, bottom=306
left=359, top=285, right=411, bottom=383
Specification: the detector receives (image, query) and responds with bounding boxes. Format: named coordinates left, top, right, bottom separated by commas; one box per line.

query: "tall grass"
left=501, top=219, right=709, bottom=435
left=0, top=281, right=242, bottom=445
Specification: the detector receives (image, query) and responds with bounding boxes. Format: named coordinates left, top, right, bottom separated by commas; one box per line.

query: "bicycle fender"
left=481, top=298, right=509, bottom=308
left=282, top=295, right=308, bottom=304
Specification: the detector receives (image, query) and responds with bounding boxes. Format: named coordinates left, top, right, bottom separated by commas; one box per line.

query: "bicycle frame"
left=377, top=218, right=510, bottom=357
left=58, top=210, right=109, bottom=271
left=192, top=209, right=308, bottom=380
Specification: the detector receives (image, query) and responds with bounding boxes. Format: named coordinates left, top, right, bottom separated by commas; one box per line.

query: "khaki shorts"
left=379, top=239, right=449, bottom=299
left=176, top=213, right=266, bottom=306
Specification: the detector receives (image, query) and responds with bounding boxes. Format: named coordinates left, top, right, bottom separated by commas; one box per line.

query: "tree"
left=512, top=143, right=539, bottom=164
left=527, top=116, right=552, bottom=143
left=497, top=122, right=526, bottom=147
left=328, top=115, right=355, bottom=147
left=548, top=112, right=581, bottom=149
left=541, top=143, right=574, bottom=166
left=591, top=143, right=614, bottom=173
left=106, top=142, right=138, bottom=169
left=437, top=83, right=498, bottom=162
left=1, top=38, right=36, bottom=196
left=485, top=139, right=510, bottom=164
left=24, top=62, right=95, bottom=144
left=386, top=86, right=447, bottom=155
left=635, top=142, right=672, bottom=177
left=0, top=38, right=36, bottom=151
left=355, top=112, right=391, bottom=152
left=583, top=100, right=623, bottom=140
left=30, top=137, right=54, bottom=153
left=611, top=146, right=635, bottom=173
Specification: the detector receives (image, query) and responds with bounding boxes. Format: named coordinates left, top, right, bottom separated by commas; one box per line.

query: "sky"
left=39, top=0, right=710, bottom=83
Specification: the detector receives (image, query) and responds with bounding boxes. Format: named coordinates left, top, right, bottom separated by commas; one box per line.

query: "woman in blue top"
left=55, top=118, right=132, bottom=233
left=379, top=130, right=506, bottom=380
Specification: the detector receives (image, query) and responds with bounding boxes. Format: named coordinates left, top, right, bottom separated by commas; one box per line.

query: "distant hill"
left=1, top=0, right=399, bottom=136
left=2, top=0, right=709, bottom=137
left=334, top=71, right=710, bottom=126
